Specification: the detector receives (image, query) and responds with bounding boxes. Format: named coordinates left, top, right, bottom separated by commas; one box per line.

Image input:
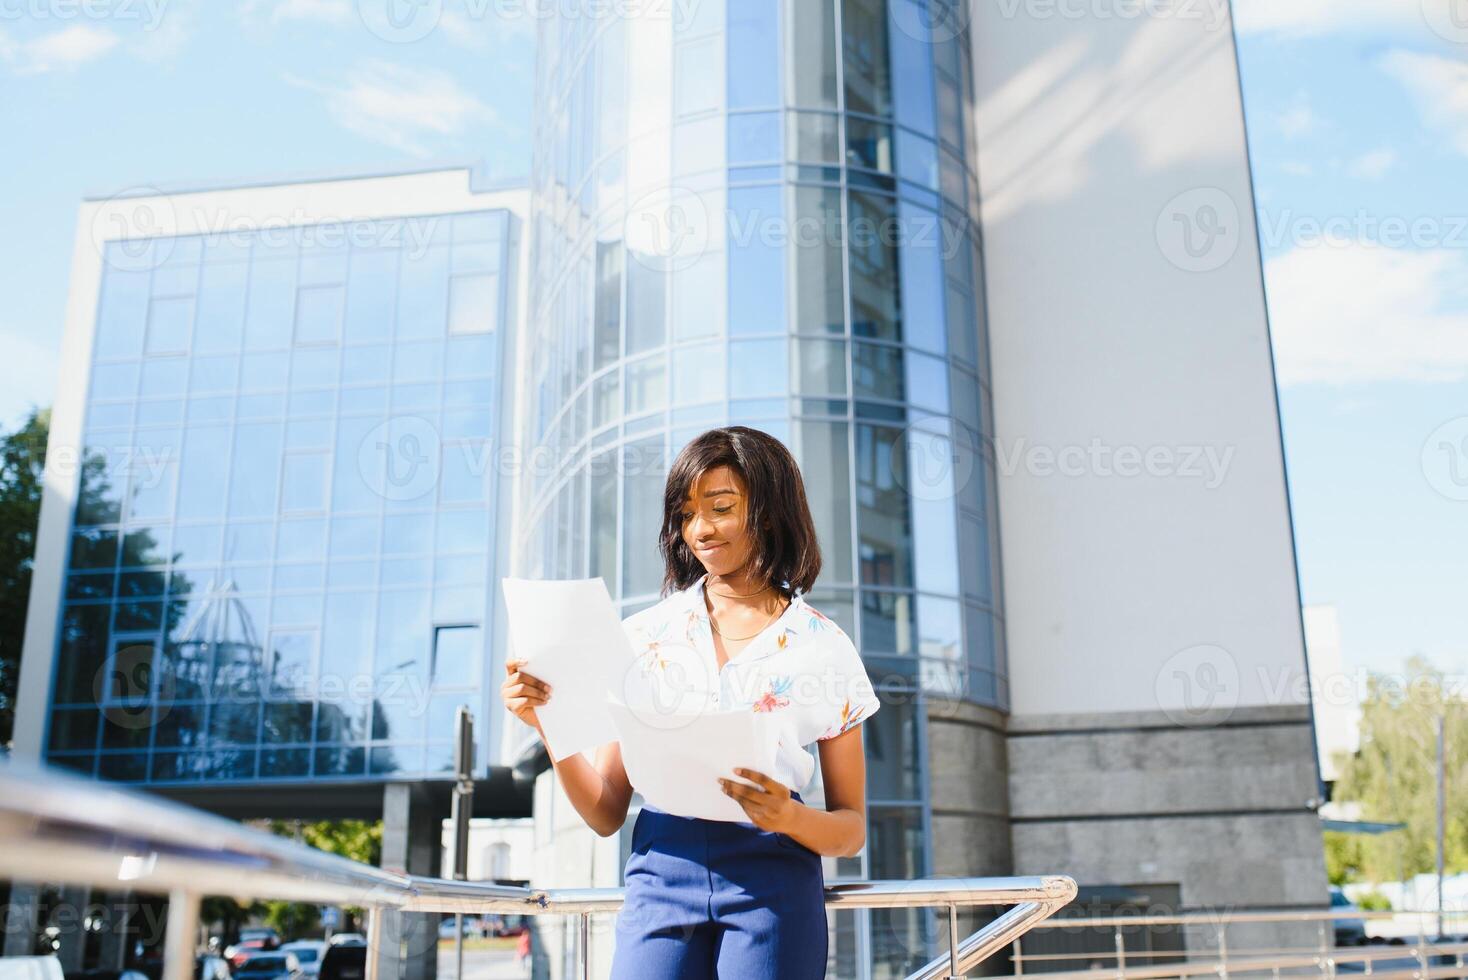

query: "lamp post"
left=450, top=707, right=475, bottom=979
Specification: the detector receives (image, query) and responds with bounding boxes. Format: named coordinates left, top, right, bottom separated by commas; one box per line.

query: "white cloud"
left=1281, top=160, right=1315, bottom=177
left=1, top=23, right=119, bottom=74
left=284, top=59, right=497, bottom=157
left=1378, top=48, right=1468, bottom=159
left=1232, top=0, right=1430, bottom=37
left=1266, top=242, right=1468, bottom=386
left=242, top=0, right=353, bottom=25
left=1273, top=92, right=1321, bottom=140
left=1346, top=147, right=1398, bottom=180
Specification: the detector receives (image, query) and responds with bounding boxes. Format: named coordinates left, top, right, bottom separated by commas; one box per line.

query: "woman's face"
left=680, top=465, right=757, bottom=578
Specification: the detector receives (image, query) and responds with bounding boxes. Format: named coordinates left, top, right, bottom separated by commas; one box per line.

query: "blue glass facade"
left=46, top=210, right=510, bottom=786
left=524, top=2, right=1004, bottom=974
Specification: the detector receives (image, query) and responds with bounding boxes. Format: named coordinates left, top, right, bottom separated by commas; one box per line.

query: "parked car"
left=318, top=944, right=367, bottom=980
left=326, top=934, right=365, bottom=948
left=238, top=929, right=281, bottom=948
left=233, top=953, right=293, bottom=980
left=279, top=941, right=327, bottom=979
left=1331, top=887, right=1368, bottom=946
left=225, top=940, right=270, bottom=967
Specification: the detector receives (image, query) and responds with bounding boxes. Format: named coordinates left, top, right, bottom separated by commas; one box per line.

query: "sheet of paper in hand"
left=605, top=696, right=780, bottom=823
left=500, top=577, right=638, bottom=762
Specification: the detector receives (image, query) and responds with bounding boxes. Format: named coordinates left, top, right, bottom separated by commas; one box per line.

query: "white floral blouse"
left=618, top=572, right=881, bottom=794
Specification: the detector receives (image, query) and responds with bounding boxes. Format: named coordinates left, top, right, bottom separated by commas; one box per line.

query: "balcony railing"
left=0, top=762, right=1076, bottom=980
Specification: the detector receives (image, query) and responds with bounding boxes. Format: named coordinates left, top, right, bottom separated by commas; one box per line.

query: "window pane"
left=848, top=191, right=902, bottom=342
left=853, top=341, right=904, bottom=402
left=282, top=451, right=329, bottom=514
left=146, top=296, right=194, bottom=355
left=888, top=0, right=937, bottom=136
left=621, top=437, right=667, bottom=597
left=673, top=342, right=726, bottom=405
left=244, top=257, right=296, bottom=351
left=674, top=34, right=723, bottom=116
left=728, top=112, right=781, bottom=166
left=177, top=425, right=231, bottom=521
left=842, top=0, right=893, bottom=119
left=846, top=117, right=893, bottom=173
left=788, top=0, right=837, bottom=108
left=906, top=423, right=960, bottom=596
left=448, top=273, right=499, bottom=335
left=432, top=625, right=481, bottom=689
left=795, top=420, right=853, bottom=587
left=626, top=354, right=668, bottom=415
left=96, top=269, right=150, bottom=359
left=730, top=339, right=787, bottom=399
left=856, top=424, right=913, bottom=589
left=791, top=187, right=845, bottom=334
left=269, top=629, right=318, bottom=697
left=398, top=244, right=451, bottom=339
left=590, top=452, right=619, bottom=597
left=728, top=0, right=779, bottom=109
left=345, top=249, right=398, bottom=342
left=898, top=200, right=945, bottom=352
left=729, top=186, right=785, bottom=335
left=672, top=246, right=726, bottom=341
left=594, top=241, right=624, bottom=369
left=195, top=255, right=249, bottom=355
left=625, top=253, right=667, bottom=355
left=295, top=285, right=344, bottom=346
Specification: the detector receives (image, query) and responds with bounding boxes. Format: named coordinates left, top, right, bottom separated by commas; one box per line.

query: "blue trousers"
left=609, top=795, right=827, bottom=979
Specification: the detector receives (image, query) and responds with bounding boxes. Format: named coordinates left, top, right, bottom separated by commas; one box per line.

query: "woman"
left=501, top=425, right=880, bottom=979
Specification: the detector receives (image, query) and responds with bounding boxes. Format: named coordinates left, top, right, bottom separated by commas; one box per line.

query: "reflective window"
left=848, top=191, right=902, bottom=342
left=791, top=186, right=845, bottom=334
left=842, top=0, right=893, bottom=119
left=728, top=0, right=780, bottom=109
left=788, top=0, right=838, bottom=108
left=729, top=186, right=786, bottom=335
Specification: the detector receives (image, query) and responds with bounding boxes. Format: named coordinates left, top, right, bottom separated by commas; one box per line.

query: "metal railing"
left=1004, top=907, right=1468, bottom=980
left=0, top=763, right=1076, bottom=980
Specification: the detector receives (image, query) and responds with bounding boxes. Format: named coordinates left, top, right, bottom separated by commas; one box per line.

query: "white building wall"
left=969, top=0, right=1312, bottom=721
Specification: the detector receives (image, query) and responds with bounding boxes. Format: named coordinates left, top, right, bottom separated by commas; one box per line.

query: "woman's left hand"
left=719, top=768, right=799, bottom=833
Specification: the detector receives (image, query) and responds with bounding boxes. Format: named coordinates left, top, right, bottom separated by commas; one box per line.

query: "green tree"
left=259, top=819, right=384, bottom=938
left=1333, top=656, right=1468, bottom=883
left=0, top=407, right=50, bottom=748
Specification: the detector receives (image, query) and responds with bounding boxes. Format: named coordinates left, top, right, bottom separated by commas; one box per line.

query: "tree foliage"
left=0, top=407, right=49, bottom=748
left=1332, top=656, right=1468, bottom=883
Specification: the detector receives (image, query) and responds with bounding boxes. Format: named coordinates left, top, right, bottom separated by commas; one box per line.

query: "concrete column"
left=376, top=783, right=443, bottom=980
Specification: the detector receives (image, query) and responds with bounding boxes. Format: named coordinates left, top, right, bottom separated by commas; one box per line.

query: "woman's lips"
left=697, top=543, right=726, bottom=554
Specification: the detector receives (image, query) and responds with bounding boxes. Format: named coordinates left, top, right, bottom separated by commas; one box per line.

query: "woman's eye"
left=714, top=507, right=732, bottom=515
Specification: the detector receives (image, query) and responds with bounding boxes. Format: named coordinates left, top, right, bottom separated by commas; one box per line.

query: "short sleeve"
left=815, top=629, right=881, bottom=741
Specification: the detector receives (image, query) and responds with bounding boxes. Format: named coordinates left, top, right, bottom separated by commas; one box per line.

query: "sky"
left=1, top=0, right=1464, bottom=681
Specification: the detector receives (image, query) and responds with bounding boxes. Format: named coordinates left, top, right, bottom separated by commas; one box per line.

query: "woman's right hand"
left=501, top=659, right=552, bottom=730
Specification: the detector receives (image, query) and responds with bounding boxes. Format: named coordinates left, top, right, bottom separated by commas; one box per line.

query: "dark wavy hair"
left=659, top=426, right=822, bottom=600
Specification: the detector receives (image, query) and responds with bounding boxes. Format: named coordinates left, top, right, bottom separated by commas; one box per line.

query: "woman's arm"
left=502, top=660, right=634, bottom=837
left=718, top=724, right=868, bottom=857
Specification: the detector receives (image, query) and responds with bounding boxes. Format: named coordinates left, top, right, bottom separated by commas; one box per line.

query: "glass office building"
left=522, top=1, right=1004, bottom=973
left=44, top=209, right=511, bottom=786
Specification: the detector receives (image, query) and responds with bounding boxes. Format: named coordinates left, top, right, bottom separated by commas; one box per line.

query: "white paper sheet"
left=500, top=577, right=639, bottom=762
left=606, top=697, right=781, bottom=823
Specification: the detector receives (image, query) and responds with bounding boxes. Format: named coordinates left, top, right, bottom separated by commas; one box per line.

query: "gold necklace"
left=709, top=598, right=787, bottom=641
left=708, top=583, right=773, bottom=598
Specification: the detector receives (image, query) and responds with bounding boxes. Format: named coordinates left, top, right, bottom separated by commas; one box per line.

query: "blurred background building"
left=10, top=1, right=1329, bottom=978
